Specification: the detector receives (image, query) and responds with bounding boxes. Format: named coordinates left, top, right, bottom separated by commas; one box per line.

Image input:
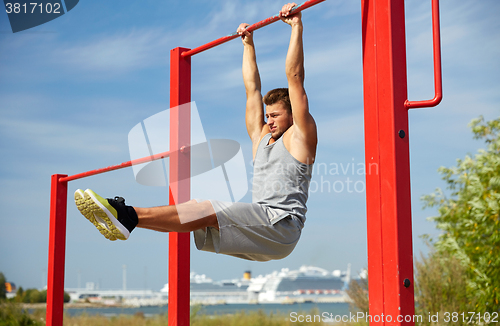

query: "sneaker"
left=74, top=189, right=138, bottom=241
left=74, top=189, right=116, bottom=241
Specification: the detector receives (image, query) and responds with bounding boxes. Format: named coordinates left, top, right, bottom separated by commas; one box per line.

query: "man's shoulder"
left=283, top=125, right=317, bottom=164
left=255, top=129, right=271, bottom=146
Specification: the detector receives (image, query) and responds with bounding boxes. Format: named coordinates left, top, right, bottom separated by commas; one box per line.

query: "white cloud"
left=54, top=29, right=172, bottom=74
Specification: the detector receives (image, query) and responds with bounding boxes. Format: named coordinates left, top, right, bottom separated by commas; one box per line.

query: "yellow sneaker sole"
left=74, top=189, right=129, bottom=241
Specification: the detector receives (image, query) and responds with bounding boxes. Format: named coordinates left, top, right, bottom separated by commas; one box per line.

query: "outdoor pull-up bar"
left=46, top=2, right=327, bottom=325
left=181, top=0, right=326, bottom=57
left=46, top=0, right=443, bottom=325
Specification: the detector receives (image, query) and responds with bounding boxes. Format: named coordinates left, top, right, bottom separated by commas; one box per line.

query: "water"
left=63, top=302, right=350, bottom=318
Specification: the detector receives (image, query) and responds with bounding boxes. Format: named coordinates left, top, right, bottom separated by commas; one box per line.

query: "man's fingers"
left=237, top=23, right=251, bottom=35
left=280, top=2, right=298, bottom=17
left=238, top=29, right=250, bottom=36
left=237, top=23, right=249, bottom=32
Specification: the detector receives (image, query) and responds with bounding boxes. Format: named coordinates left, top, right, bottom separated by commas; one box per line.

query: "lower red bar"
left=60, top=149, right=174, bottom=183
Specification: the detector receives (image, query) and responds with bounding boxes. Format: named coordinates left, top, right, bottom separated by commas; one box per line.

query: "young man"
left=74, top=3, right=317, bottom=262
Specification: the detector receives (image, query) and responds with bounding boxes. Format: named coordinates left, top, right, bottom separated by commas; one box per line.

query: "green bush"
left=345, top=277, right=369, bottom=326
left=0, top=302, right=43, bottom=326
left=12, top=287, right=69, bottom=303
left=422, top=116, right=500, bottom=312
left=414, top=249, right=476, bottom=325
left=0, top=272, right=6, bottom=301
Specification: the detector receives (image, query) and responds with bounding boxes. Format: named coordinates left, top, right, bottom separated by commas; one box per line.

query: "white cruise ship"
left=66, top=265, right=350, bottom=306
left=160, top=272, right=251, bottom=304
left=252, top=265, right=350, bottom=303
left=161, top=265, right=350, bottom=304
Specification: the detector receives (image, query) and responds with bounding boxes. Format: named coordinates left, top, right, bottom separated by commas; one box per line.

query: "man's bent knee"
left=198, top=200, right=218, bottom=230
left=176, top=199, right=218, bottom=229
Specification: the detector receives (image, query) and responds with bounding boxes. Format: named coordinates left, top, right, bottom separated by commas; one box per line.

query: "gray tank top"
left=252, top=133, right=313, bottom=224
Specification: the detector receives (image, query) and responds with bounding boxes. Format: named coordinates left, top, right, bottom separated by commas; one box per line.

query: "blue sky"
left=0, top=0, right=499, bottom=291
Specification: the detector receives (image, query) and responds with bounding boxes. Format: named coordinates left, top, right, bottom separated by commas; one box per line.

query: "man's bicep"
left=288, top=81, right=312, bottom=129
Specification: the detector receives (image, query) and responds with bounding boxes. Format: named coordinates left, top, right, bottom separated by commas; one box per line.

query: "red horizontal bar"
left=405, top=0, right=442, bottom=109
left=181, top=0, right=325, bottom=57
left=59, top=149, right=174, bottom=183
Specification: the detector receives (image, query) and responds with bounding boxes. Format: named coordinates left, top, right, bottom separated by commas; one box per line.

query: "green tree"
left=15, top=286, right=24, bottom=303
left=0, top=272, right=6, bottom=300
left=346, top=276, right=369, bottom=315
left=346, top=276, right=369, bottom=326
left=422, top=116, right=500, bottom=313
left=64, top=291, right=70, bottom=303
left=414, top=249, right=475, bottom=325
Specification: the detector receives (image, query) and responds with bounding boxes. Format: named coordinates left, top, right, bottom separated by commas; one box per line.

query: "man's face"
left=265, top=102, right=293, bottom=140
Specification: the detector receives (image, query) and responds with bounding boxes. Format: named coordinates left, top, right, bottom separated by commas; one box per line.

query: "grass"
left=2, top=303, right=349, bottom=326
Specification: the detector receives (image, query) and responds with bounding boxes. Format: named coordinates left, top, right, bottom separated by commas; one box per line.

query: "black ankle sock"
left=127, top=206, right=139, bottom=225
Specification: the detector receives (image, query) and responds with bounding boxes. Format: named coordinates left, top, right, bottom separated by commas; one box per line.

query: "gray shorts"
left=193, top=200, right=303, bottom=262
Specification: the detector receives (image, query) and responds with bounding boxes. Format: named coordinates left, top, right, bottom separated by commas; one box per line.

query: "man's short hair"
left=263, top=88, right=291, bottom=113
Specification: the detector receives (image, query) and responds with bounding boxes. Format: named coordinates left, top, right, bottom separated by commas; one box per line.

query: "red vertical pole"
left=46, top=174, right=68, bottom=326
left=168, top=47, right=191, bottom=325
left=362, top=0, right=415, bottom=325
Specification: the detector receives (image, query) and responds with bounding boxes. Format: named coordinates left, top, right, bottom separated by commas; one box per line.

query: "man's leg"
left=136, top=199, right=219, bottom=233
left=75, top=189, right=218, bottom=241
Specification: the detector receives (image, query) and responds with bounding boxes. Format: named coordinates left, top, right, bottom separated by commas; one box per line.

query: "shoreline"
left=18, top=302, right=130, bottom=310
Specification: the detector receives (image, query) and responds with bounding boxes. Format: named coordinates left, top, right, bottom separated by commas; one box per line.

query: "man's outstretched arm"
left=238, top=23, right=266, bottom=156
left=281, top=3, right=317, bottom=162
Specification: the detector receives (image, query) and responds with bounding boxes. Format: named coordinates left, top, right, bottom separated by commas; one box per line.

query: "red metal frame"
left=46, top=174, right=68, bottom=326
left=405, top=0, right=442, bottom=109
left=362, top=0, right=441, bottom=325
left=168, top=47, right=191, bottom=326
left=46, top=152, right=180, bottom=326
left=362, top=0, right=415, bottom=322
left=46, top=0, right=442, bottom=324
